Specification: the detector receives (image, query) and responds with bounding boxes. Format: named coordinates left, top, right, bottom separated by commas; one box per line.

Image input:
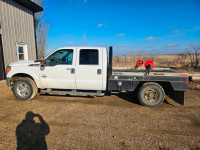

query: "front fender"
left=7, top=67, right=42, bottom=88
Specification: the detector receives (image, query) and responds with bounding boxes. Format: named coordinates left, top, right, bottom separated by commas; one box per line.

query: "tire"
left=29, top=78, right=38, bottom=99
left=13, top=78, right=38, bottom=100
left=138, top=82, right=165, bottom=107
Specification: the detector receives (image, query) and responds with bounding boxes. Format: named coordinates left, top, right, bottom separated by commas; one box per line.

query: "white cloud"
left=167, top=44, right=178, bottom=47
left=173, top=29, right=180, bottom=33
left=188, top=26, right=200, bottom=32
left=145, top=46, right=153, bottom=49
left=117, top=33, right=125, bottom=36
left=177, top=26, right=200, bottom=33
left=195, top=26, right=200, bottom=30
left=116, top=44, right=126, bottom=47
left=143, top=37, right=157, bottom=41
left=67, top=42, right=75, bottom=45
left=169, top=26, right=175, bottom=28
left=98, top=24, right=103, bottom=27
left=154, top=48, right=161, bottom=50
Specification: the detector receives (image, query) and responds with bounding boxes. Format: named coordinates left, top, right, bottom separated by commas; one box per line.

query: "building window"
left=18, top=46, right=24, bottom=60
left=17, top=43, right=28, bottom=61
left=79, top=49, right=99, bottom=65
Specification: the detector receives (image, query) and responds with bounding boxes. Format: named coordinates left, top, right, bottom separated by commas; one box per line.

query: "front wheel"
left=13, top=78, right=38, bottom=100
left=138, top=82, right=165, bottom=107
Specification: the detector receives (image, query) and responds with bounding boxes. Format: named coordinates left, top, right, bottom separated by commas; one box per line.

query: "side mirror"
left=40, top=57, right=45, bottom=67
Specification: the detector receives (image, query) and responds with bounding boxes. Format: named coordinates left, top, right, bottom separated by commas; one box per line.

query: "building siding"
left=0, top=0, right=36, bottom=69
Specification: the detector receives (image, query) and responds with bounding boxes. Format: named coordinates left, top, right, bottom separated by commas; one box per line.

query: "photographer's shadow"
left=16, top=111, right=50, bottom=150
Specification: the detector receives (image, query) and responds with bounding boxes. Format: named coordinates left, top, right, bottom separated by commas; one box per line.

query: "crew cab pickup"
left=6, top=47, right=200, bottom=107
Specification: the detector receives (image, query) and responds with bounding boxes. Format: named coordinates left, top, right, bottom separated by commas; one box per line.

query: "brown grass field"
left=113, top=53, right=199, bottom=72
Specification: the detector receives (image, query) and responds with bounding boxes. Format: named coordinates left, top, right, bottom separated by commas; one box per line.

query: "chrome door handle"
left=66, top=68, right=71, bottom=70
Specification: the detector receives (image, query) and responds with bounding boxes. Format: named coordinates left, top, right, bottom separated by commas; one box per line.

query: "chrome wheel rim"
left=143, top=88, right=159, bottom=103
left=16, top=83, right=30, bottom=97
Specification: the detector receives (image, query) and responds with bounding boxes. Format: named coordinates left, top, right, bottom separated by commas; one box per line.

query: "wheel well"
left=11, top=73, right=35, bottom=86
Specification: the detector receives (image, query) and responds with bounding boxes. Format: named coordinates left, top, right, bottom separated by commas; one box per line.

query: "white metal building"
left=0, top=0, right=43, bottom=80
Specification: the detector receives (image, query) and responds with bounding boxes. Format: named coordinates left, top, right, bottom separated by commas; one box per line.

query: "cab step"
left=40, top=89, right=104, bottom=96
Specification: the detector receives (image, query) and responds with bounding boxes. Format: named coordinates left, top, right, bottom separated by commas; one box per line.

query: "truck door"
left=39, top=49, right=76, bottom=89
left=76, top=48, right=103, bottom=90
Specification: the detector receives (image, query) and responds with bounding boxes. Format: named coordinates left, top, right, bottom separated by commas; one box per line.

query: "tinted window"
left=17, top=46, right=24, bottom=60
left=18, top=46, right=24, bottom=53
left=45, top=49, right=73, bottom=66
left=79, top=49, right=98, bottom=65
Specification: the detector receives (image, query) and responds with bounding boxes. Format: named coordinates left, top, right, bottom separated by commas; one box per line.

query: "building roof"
left=12, top=0, right=43, bottom=13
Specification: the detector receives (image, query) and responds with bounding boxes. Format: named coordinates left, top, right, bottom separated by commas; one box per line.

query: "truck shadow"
left=115, top=92, right=142, bottom=106
left=187, top=116, right=200, bottom=127
left=39, top=93, right=94, bottom=98
left=39, top=93, right=172, bottom=107
left=16, top=111, right=50, bottom=150
left=115, top=92, right=172, bottom=106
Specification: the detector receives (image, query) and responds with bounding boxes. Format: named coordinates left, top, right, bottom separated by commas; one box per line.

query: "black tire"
left=29, top=78, right=38, bottom=99
left=138, top=82, right=165, bottom=107
left=13, top=78, right=38, bottom=100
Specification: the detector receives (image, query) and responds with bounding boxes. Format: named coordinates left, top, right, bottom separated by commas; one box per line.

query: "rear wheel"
left=13, top=78, right=38, bottom=100
left=138, top=82, right=165, bottom=107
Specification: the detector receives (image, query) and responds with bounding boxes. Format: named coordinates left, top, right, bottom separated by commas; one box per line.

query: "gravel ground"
left=0, top=81, right=200, bottom=150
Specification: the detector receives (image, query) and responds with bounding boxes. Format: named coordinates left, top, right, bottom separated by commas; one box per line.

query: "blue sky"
left=45, top=0, right=200, bottom=55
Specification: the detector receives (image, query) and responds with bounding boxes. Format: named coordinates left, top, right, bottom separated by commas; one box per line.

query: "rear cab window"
left=79, top=49, right=99, bottom=65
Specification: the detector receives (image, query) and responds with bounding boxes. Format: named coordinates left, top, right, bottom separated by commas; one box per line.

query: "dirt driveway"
left=0, top=81, right=200, bottom=150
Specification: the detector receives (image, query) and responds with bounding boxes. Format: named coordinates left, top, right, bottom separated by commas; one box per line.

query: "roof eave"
left=12, top=0, right=43, bottom=13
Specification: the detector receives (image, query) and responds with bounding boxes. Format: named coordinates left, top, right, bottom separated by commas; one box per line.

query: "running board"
left=40, top=89, right=104, bottom=96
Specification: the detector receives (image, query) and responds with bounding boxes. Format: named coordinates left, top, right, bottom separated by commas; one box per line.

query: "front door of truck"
left=39, top=49, right=76, bottom=89
left=75, top=48, right=103, bottom=90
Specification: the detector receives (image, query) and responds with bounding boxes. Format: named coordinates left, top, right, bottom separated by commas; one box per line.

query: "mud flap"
left=168, top=91, right=185, bottom=105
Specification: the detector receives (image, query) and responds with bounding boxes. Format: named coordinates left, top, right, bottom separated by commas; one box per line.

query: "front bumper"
left=6, top=77, right=11, bottom=87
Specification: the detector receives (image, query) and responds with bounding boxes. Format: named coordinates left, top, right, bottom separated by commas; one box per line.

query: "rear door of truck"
left=75, top=48, right=103, bottom=90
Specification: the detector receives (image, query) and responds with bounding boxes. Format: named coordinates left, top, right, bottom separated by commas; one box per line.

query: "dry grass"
left=113, top=54, right=200, bottom=71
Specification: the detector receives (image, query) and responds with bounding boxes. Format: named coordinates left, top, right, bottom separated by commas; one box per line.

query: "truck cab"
left=38, top=47, right=107, bottom=90
left=6, top=47, right=107, bottom=100
left=7, top=47, right=107, bottom=89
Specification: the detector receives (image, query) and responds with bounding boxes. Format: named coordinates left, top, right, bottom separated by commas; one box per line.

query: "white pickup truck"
left=6, top=47, right=200, bottom=107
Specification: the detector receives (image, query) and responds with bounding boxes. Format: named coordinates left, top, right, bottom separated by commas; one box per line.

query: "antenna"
left=83, top=30, right=86, bottom=46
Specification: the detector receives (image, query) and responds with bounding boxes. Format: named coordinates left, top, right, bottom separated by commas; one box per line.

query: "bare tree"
left=185, top=44, right=200, bottom=70
left=191, top=44, right=200, bottom=69
left=186, top=47, right=194, bottom=68
left=32, top=0, right=49, bottom=58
